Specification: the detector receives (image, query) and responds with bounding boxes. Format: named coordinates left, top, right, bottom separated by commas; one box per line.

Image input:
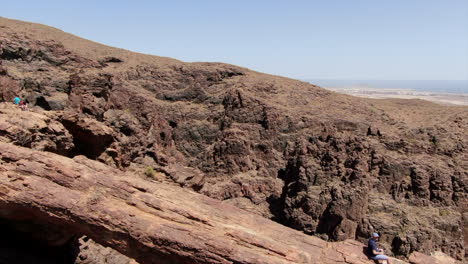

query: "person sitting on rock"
left=368, top=232, right=392, bottom=264
left=13, top=96, right=21, bottom=105
left=19, top=100, right=29, bottom=111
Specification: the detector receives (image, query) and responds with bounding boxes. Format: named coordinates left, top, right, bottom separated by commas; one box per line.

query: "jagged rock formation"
left=0, top=17, right=467, bottom=262
left=0, top=142, right=371, bottom=263
left=0, top=142, right=459, bottom=264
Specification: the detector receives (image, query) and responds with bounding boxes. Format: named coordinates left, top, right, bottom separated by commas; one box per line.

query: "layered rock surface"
left=0, top=142, right=459, bottom=264
left=0, top=17, right=467, bottom=262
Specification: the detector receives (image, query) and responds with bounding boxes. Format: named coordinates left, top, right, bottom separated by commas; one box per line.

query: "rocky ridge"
left=0, top=139, right=458, bottom=264
left=0, top=17, right=467, bottom=262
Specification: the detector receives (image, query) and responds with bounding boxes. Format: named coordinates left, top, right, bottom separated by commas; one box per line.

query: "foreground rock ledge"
left=0, top=143, right=452, bottom=264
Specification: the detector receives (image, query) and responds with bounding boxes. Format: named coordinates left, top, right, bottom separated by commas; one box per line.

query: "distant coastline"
left=306, top=79, right=468, bottom=106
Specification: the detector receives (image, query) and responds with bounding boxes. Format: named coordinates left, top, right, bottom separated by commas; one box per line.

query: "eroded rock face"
left=273, top=136, right=466, bottom=259
left=0, top=102, right=74, bottom=155
left=0, top=143, right=381, bottom=263
left=2, top=143, right=461, bottom=264
left=75, top=237, right=138, bottom=264
left=60, top=111, right=115, bottom=159
left=0, top=17, right=467, bottom=261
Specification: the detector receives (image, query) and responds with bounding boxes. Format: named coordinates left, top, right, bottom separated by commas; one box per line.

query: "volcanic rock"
left=0, top=17, right=467, bottom=262
left=3, top=142, right=461, bottom=264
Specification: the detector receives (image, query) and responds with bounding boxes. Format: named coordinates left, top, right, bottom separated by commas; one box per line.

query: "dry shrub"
left=144, top=166, right=164, bottom=182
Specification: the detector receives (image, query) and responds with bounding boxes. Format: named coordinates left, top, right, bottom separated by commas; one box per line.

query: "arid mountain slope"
left=0, top=17, right=467, bottom=261
left=1, top=140, right=405, bottom=264
left=1, top=103, right=462, bottom=264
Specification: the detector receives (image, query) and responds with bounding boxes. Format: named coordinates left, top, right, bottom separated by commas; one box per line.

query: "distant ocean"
left=305, top=80, right=468, bottom=94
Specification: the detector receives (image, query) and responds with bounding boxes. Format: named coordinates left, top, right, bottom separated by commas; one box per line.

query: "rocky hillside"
left=0, top=128, right=456, bottom=264
left=0, top=17, right=467, bottom=262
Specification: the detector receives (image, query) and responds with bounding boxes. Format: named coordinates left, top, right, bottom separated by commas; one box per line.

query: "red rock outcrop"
left=3, top=142, right=461, bottom=264
left=0, top=142, right=379, bottom=263
left=0, top=17, right=467, bottom=261
left=0, top=102, right=74, bottom=155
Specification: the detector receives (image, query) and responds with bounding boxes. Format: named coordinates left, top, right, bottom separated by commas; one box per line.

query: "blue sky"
left=2, top=0, right=468, bottom=80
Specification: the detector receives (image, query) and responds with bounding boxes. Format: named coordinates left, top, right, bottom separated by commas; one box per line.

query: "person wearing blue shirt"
left=368, top=232, right=392, bottom=263
left=13, top=97, right=21, bottom=105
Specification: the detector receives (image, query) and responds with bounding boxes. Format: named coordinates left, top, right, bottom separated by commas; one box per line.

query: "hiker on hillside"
left=13, top=96, right=21, bottom=105
left=368, top=232, right=392, bottom=264
left=19, top=100, right=29, bottom=111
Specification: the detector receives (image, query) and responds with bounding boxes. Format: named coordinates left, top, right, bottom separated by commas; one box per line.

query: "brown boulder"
left=0, top=75, right=21, bottom=102
left=0, top=102, right=74, bottom=155
left=61, top=111, right=115, bottom=159
left=408, top=251, right=462, bottom=264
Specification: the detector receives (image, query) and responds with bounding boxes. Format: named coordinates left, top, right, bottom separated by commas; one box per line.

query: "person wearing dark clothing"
left=368, top=232, right=391, bottom=263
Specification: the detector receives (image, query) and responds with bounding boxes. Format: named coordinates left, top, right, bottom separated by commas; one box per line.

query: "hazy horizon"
left=306, top=79, right=468, bottom=94
left=2, top=1, right=468, bottom=81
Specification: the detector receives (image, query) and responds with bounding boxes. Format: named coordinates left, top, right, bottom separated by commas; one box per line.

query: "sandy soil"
left=323, top=87, right=468, bottom=106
